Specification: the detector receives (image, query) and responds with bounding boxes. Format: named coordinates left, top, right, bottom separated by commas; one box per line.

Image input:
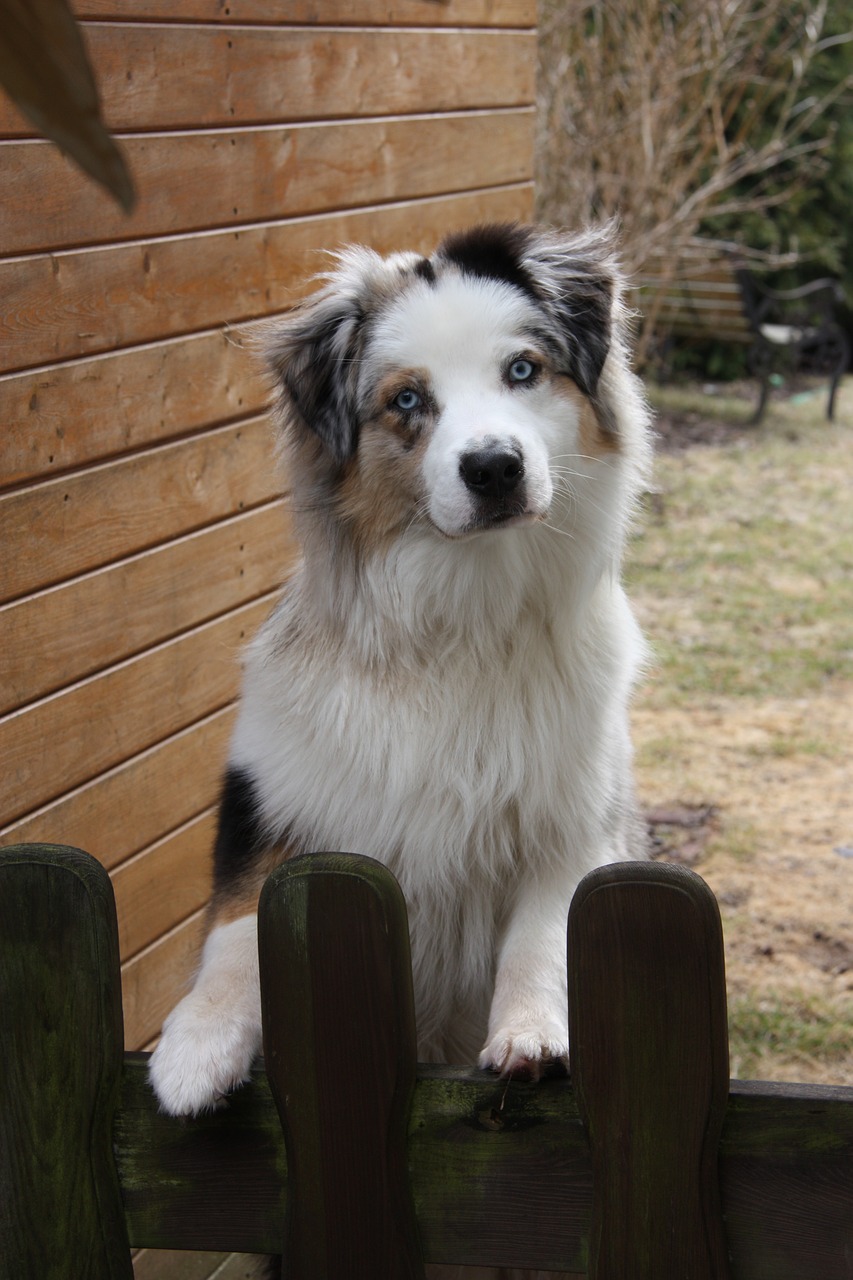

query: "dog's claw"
left=478, top=1028, right=570, bottom=1080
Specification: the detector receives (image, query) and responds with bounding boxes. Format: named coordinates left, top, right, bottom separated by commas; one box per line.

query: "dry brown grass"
left=628, top=375, right=853, bottom=1083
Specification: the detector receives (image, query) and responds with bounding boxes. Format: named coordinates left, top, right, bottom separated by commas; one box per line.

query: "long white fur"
left=150, top=917, right=261, bottom=1115
left=150, top=229, right=652, bottom=1118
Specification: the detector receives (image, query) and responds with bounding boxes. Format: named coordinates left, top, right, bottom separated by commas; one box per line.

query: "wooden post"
left=567, top=861, right=733, bottom=1279
left=0, top=844, right=132, bottom=1280
left=258, top=853, right=425, bottom=1280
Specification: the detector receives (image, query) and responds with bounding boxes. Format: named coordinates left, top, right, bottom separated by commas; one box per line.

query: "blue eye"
left=508, top=358, right=537, bottom=384
left=393, top=388, right=421, bottom=411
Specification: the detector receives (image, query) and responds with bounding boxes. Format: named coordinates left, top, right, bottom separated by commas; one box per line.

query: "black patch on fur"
left=413, top=256, right=436, bottom=284
left=211, top=766, right=269, bottom=893
left=437, top=223, right=539, bottom=299
left=438, top=223, right=614, bottom=401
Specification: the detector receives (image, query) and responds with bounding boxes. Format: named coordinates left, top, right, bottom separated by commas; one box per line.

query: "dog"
left=149, top=222, right=652, bottom=1121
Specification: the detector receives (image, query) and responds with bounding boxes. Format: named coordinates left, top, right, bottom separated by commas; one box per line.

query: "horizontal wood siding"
left=0, top=504, right=289, bottom=713
left=0, top=597, right=274, bottom=823
left=2, top=111, right=535, bottom=253
left=0, top=27, right=535, bottom=134
left=0, top=15, right=535, bottom=1273
left=73, top=1, right=533, bottom=22
left=2, top=709, right=234, bottom=867
left=1, top=188, right=533, bottom=372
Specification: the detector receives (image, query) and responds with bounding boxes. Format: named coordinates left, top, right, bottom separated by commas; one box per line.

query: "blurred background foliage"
left=703, top=3, right=853, bottom=285
left=537, top=0, right=853, bottom=377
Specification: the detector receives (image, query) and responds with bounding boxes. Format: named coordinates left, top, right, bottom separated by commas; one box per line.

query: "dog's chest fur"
left=230, top=528, right=643, bottom=1057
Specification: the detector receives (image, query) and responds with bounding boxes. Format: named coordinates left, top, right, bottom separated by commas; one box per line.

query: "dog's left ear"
left=523, top=226, right=621, bottom=400
left=264, top=286, right=364, bottom=464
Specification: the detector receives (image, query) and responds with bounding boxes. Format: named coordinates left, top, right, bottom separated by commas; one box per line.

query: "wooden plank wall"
left=0, top=2, right=535, bottom=1273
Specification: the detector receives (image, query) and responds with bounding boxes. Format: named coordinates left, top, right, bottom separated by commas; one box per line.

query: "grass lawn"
left=626, top=375, right=853, bottom=1084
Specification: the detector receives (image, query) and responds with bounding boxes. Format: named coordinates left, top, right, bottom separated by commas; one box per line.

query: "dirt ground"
left=630, top=382, right=853, bottom=1085
left=636, top=690, right=853, bottom=1080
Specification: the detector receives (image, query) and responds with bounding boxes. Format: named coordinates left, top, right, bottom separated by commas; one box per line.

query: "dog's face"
left=266, top=223, right=627, bottom=547
left=358, top=272, right=584, bottom=539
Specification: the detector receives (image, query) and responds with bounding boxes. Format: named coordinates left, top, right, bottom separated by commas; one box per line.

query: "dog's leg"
left=479, top=866, right=577, bottom=1080
left=150, top=764, right=291, bottom=1115
left=148, top=913, right=262, bottom=1115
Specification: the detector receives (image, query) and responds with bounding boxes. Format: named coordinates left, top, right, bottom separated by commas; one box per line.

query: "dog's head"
left=265, top=223, right=645, bottom=545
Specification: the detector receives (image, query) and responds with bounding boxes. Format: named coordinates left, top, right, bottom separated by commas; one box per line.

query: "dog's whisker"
left=550, top=451, right=601, bottom=466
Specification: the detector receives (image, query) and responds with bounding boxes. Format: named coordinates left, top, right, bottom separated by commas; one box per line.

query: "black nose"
left=459, top=445, right=524, bottom=497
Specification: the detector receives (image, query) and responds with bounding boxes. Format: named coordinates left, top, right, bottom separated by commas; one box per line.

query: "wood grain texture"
left=259, top=855, right=424, bottom=1278
left=117, top=1053, right=286, bottom=1250
left=2, top=110, right=535, bottom=254
left=1, top=327, right=266, bottom=488
left=0, top=503, right=292, bottom=714
left=0, top=707, right=233, bottom=867
left=120, top=908, right=206, bottom=1047
left=0, top=419, right=280, bottom=602
left=111, top=808, right=216, bottom=960
left=131, top=1250, right=234, bottom=1280
left=719, top=1081, right=853, bottom=1280
left=4, top=844, right=849, bottom=1275
left=0, top=186, right=534, bottom=373
left=0, top=845, right=132, bottom=1279
left=111, top=1053, right=853, bottom=1273
left=408, top=1065, right=591, bottom=1272
left=0, top=27, right=535, bottom=135
left=0, top=596, right=271, bottom=826
left=567, top=863, right=732, bottom=1280
left=132, top=1252, right=271, bottom=1280
left=73, top=1, right=537, bottom=25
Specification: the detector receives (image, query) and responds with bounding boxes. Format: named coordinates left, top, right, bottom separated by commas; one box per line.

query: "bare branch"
left=536, top=0, right=851, bottom=364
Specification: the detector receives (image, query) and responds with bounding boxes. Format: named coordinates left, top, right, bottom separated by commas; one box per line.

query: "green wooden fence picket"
left=0, top=845, right=132, bottom=1279
left=1, top=843, right=852, bottom=1278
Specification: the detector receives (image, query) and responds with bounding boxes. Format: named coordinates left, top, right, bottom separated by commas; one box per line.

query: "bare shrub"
left=537, top=0, right=851, bottom=361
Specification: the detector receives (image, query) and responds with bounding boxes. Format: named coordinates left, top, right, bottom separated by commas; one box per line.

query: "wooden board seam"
left=120, top=903, right=205, bottom=976
left=0, top=418, right=284, bottom=602
left=0, top=410, right=280, bottom=499
left=1, top=104, right=534, bottom=148
left=111, top=806, right=218, bottom=962
left=0, top=321, right=255, bottom=386
left=72, top=19, right=537, bottom=33
left=1, top=178, right=535, bottom=265
left=71, top=1, right=536, bottom=27
left=0, top=498, right=282, bottom=618
left=0, top=704, right=235, bottom=851
left=0, top=182, right=534, bottom=375
left=109, top=803, right=218, bottom=882
left=0, top=588, right=277, bottom=720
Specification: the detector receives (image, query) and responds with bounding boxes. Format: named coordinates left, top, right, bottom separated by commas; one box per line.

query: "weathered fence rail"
left=1, top=844, right=852, bottom=1279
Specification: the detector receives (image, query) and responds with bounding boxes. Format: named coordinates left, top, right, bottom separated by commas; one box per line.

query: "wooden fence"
left=2, top=844, right=851, bottom=1279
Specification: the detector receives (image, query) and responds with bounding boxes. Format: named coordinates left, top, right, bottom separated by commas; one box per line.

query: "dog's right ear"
left=264, top=287, right=364, bottom=464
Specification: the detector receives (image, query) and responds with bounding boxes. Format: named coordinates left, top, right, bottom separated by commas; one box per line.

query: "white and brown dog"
left=150, top=222, right=652, bottom=1118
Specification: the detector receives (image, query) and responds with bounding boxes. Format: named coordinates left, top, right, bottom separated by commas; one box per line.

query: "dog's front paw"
left=478, top=1025, right=569, bottom=1082
left=149, top=992, right=261, bottom=1117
